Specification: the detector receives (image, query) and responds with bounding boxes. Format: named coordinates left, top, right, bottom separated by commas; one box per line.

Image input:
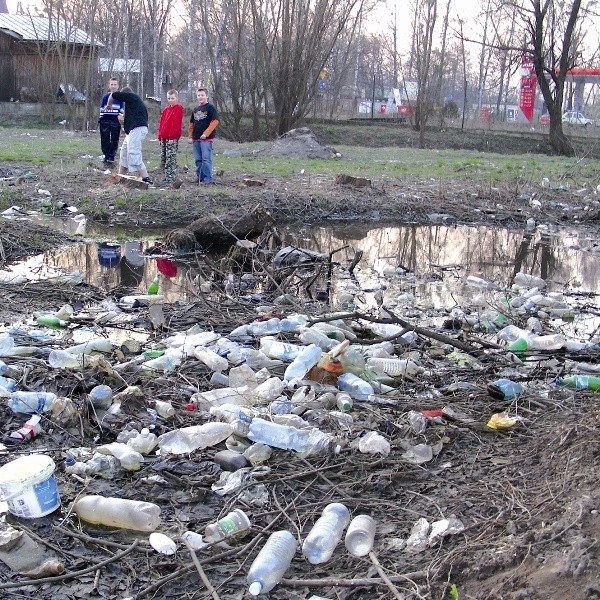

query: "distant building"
left=0, top=14, right=103, bottom=102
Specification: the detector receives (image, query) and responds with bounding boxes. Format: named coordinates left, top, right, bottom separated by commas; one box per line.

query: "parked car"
left=539, top=114, right=550, bottom=125
left=562, top=111, right=593, bottom=126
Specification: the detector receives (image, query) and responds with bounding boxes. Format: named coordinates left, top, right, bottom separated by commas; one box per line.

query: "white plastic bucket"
left=0, top=454, right=60, bottom=518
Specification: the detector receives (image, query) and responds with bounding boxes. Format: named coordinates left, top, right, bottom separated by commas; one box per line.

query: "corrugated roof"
left=0, top=14, right=103, bottom=46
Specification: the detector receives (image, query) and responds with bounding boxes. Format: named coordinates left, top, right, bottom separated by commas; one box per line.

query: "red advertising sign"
left=519, top=54, right=537, bottom=122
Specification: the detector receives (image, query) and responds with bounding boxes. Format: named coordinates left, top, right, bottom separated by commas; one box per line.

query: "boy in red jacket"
left=157, top=89, right=184, bottom=185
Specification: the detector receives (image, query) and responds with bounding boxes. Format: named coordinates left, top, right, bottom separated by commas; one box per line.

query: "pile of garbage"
left=0, top=267, right=598, bottom=597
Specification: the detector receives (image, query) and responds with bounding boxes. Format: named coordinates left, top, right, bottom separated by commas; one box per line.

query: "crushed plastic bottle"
left=487, top=378, right=524, bottom=400
left=259, top=337, right=302, bottom=361
left=366, top=357, right=421, bottom=377
left=302, top=503, right=350, bottom=564
left=89, top=384, right=113, bottom=409
left=193, top=346, right=229, bottom=372
left=513, top=272, right=546, bottom=289
left=127, top=428, right=158, bottom=454
left=246, top=530, right=297, bottom=595
left=248, top=418, right=339, bottom=457
left=405, top=517, right=430, bottom=553
left=95, top=442, right=144, bottom=471
left=158, top=422, right=234, bottom=454
left=9, top=414, right=42, bottom=442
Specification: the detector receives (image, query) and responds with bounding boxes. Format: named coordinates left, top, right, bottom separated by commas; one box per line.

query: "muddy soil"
left=0, top=127, right=599, bottom=600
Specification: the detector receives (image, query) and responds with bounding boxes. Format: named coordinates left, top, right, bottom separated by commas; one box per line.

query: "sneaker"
left=142, top=177, right=154, bottom=186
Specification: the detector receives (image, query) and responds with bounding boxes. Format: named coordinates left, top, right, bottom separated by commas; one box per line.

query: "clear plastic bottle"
left=73, top=495, right=161, bottom=531
left=127, top=428, right=158, bottom=454
left=193, top=346, right=229, bottom=372
left=302, top=503, right=351, bottom=564
left=259, top=337, right=302, bottom=361
left=48, top=349, right=86, bottom=369
left=337, top=373, right=374, bottom=401
left=8, top=391, right=57, bottom=414
left=157, top=422, right=234, bottom=454
left=513, top=272, right=546, bottom=289
left=155, top=400, right=175, bottom=417
left=336, top=392, right=353, bottom=413
left=247, top=318, right=283, bottom=336
left=246, top=530, right=297, bottom=596
left=65, top=338, right=112, bottom=355
left=248, top=418, right=338, bottom=457
left=96, top=442, right=144, bottom=471
left=366, top=357, right=421, bottom=377
left=204, top=508, right=251, bottom=543
left=345, top=514, right=376, bottom=557
left=0, top=375, right=17, bottom=391
left=283, top=344, right=323, bottom=382
left=339, top=347, right=365, bottom=375
left=298, top=327, right=338, bottom=351
left=254, top=377, right=285, bottom=402
left=141, top=354, right=181, bottom=372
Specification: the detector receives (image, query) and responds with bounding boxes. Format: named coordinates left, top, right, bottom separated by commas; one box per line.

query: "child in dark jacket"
left=157, top=89, right=184, bottom=185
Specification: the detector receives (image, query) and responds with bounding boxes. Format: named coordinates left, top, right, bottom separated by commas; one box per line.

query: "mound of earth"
left=253, top=127, right=338, bottom=159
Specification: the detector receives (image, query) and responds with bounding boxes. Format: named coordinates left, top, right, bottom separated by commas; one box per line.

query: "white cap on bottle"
left=248, top=581, right=262, bottom=595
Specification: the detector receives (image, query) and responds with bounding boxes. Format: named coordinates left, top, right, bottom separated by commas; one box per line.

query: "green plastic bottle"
left=558, top=375, right=600, bottom=391
left=507, top=338, right=529, bottom=353
left=147, top=276, right=159, bottom=295
left=35, top=314, right=68, bottom=329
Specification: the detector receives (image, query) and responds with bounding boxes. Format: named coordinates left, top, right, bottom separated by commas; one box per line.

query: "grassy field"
left=0, top=125, right=599, bottom=192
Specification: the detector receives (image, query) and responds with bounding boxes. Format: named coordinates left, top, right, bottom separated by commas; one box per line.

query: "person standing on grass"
left=188, top=88, right=219, bottom=185
left=157, top=89, right=184, bottom=186
left=106, top=86, right=153, bottom=185
left=98, top=77, right=123, bottom=165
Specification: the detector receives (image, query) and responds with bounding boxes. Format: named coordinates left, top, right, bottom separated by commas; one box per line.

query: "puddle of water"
left=10, top=222, right=600, bottom=336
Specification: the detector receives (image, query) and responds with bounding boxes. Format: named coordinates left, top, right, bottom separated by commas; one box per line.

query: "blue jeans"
left=193, top=140, right=213, bottom=183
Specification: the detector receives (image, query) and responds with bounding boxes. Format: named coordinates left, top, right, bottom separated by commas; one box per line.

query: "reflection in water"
left=12, top=223, right=600, bottom=325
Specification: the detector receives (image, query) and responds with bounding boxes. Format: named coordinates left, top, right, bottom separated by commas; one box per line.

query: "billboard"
left=519, top=54, right=537, bottom=122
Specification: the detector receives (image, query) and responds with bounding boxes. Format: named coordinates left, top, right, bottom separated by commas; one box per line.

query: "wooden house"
left=0, top=14, right=103, bottom=102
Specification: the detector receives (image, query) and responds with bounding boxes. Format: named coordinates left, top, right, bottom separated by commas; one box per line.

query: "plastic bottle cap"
left=248, top=582, right=262, bottom=595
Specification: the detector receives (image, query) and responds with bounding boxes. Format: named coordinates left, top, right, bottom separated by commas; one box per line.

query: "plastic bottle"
left=147, top=276, right=159, bottom=295
left=283, top=344, right=323, bottom=382
left=48, top=349, right=87, bottom=369
left=298, top=327, right=338, bottom=351
left=127, top=428, right=158, bottom=454
left=246, top=530, right=297, bottom=596
left=72, top=495, right=161, bottom=531
left=204, top=509, right=251, bottom=543
left=158, top=422, right=234, bottom=454
left=557, top=375, right=600, bottom=391
left=89, top=384, right=113, bottom=409
left=65, top=338, right=112, bottom=355
left=345, top=514, right=376, bottom=557
left=259, top=337, right=302, bottom=361
left=247, top=318, right=283, bottom=336
left=9, top=414, right=43, bottom=442
left=35, top=314, right=68, bottom=329
left=7, top=391, right=57, bottom=414
left=248, top=418, right=339, bottom=457
left=487, top=378, right=524, bottom=400
left=513, top=272, right=546, bottom=289
left=0, top=375, right=17, bottom=391
left=193, top=346, right=229, bottom=372
left=508, top=333, right=566, bottom=353
left=141, top=354, right=181, bottom=372
left=336, top=392, right=353, bottom=413
left=339, top=347, right=366, bottom=375
left=155, top=400, right=176, bottom=418
left=302, top=503, right=351, bottom=564
left=254, top=377, right=285, bottom=402
left=337, top=373, right=374, bottom=401
left=366, top=357, right=421, bottom=377
left=96, top=442, right=144, bottom=471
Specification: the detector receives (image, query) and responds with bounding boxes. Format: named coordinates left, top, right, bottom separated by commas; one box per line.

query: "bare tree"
left=411, top=0, right=438, bottom=147
left=517, top=0, right=588, bottom=155
left=251, top=0, right=366, bottom=135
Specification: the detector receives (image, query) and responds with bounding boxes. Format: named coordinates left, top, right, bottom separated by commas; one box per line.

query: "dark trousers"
left=99, top=121, right=121, bottom=161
